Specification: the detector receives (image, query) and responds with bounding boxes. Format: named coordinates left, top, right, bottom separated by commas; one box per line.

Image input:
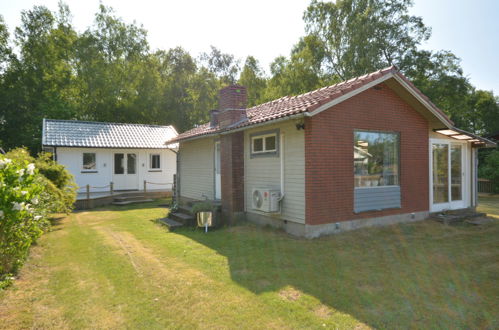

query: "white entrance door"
left=214, top=142, right=221, bottom=199
left=430, top=140, right=467, bottom=212
left=113, top=153, right=138, bottom=190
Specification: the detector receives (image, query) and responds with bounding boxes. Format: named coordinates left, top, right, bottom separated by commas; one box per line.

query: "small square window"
left=83, top=153, right=96, bottom=170
left=251, top=131, right=278, bottom=156
left=150, top=154, right=161, bottom=169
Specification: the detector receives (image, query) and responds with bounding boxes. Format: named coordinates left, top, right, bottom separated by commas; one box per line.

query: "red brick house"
left=167, top=66, right=495, bottom=237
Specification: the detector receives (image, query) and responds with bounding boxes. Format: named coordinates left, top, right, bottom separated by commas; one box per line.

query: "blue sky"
left=1, top=0, right=498, bottom=94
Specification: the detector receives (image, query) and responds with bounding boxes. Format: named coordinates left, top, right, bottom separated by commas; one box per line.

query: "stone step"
left=158, top=217, right=184, bottom=230
left=112, top=199, right=154, bottom=205
left=113, top=195, right=145, bottom=202
left=169, top=212, right=195, bottom=225
left=431, top=211, right=487, bottom=224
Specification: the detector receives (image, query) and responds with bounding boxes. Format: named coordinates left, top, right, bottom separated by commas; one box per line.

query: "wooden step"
left=112, top=199, right=154, bottom=205
left=158, top=217, right=184, bottom=230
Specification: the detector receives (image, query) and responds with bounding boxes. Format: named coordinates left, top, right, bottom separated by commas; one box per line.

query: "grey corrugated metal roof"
left=42, top=119, right=178, bottom=149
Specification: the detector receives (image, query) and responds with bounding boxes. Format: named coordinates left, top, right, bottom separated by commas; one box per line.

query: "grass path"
left=0, top=198, right=498, bottom=329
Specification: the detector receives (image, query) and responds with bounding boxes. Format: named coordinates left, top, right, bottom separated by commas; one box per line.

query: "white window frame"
left=82, top=152, right=97, bottom=172
left=251, top=133, right=277, bottom=154
left=429, top=138, right=469, bottom=212
left=149, top=153, right=161, bottom=171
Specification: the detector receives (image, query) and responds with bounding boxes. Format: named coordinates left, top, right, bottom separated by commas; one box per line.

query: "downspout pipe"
left=167, top=147, right=179, bottom=203
left=278, top=132, right=285, bottom=213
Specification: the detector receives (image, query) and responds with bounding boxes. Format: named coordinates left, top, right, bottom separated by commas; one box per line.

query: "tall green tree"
left=0, top=16, right=12, bottom=147
left=304, top=0, right=430, bottom=80
left=200, top=46, right=240, bottom=85
left=156, top=47, right=213, bottom=131
left=264, top=35, right=337, bottom=100
left=467, top=90, right=499, bottom=135
left=74, top=5, right=151, bottom=123
left=0, top=16, right=11, bottom=72
left=238, top=56, right=267, bottom=106
left=401, top=49, right=472, bottom=128
left=0, top=4, right=78, bottom=152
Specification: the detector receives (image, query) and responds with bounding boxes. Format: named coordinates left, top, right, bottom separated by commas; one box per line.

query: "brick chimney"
left=217, top=85, right=247, bottom=128
left=210, top=110, right=219, bottom=127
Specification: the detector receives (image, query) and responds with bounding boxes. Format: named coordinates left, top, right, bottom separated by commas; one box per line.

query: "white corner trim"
left=41, top=118, right=46, bottom=146
left=391, top=74, right=453, bottom=128
left=308, top=73, right=395, bottom=117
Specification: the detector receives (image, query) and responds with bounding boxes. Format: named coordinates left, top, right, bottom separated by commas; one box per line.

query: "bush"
left=191, top=202, right=214, bottom=214
left=5, top=148, right=77, bottom=213
left=479, top=150, right=499, bottom=193
left=0, top=155, right=50, bottom=285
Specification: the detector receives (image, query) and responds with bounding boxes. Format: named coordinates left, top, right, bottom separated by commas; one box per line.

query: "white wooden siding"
left=56, top=147, right=176, bottom=192
left=244, top=121, right=306, bottom=224
left=179, top=138, right=215, bottom=200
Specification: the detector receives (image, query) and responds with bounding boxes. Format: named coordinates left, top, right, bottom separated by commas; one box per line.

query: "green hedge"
left=0, top=149, right=77, bottom=288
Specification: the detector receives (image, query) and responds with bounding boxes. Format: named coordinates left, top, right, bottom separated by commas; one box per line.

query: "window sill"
left=353, top=206, right=402, bottom=214
left=354, top=185, right=400, bottom=189
left=148, top=169, right=162, bottom=172
left=81, top=170, right=98, bottom=173
left=250, top=151, right=279, bottom=158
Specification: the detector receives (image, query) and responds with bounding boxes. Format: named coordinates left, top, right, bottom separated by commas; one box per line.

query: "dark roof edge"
left=168, top=113, right=306, bottom=144
left=170, top=66, right=458, bottom=144
left=44, top=118, right=176, bottom=129
left=41, top=144, right=174, bottom=149
left=452, top=127, right=497, bottom=147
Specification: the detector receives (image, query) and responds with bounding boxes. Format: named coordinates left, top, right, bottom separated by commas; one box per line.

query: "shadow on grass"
left=176, top=219, right=498, bottom=328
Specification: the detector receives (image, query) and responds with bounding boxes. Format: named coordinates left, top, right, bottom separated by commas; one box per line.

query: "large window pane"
left=252, top=137, right=263, bottom=152
left=83, top=153, right=96, bottom=170
left=432, top=144, right=448, bottom=203
left=451, top=144, right=462, bottom=201
left=127, top=154, right=136, bottom=174
left=354, top=131, right=399, bottom=187
left=150, top=154, right=161, bottom=169
left=114, top=153, right=124, bottom=174
left=265, top=136, right=276, bottom=151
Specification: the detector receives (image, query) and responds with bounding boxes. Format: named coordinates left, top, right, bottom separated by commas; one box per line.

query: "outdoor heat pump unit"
left=252, top=188, right=281, bottom=212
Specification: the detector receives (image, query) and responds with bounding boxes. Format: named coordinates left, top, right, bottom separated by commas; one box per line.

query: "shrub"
left=191, top=202, right=214, bottom=214
left=0, top=155, right=49, bottom=284
left=479, top=150, right=499, bottom=193
left=5, top=148, right=77, bottom=213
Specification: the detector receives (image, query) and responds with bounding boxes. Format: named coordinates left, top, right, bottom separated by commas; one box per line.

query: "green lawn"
left=0, top=198, right=498, bottom=329
left=478, top=194, right=499, bottom=219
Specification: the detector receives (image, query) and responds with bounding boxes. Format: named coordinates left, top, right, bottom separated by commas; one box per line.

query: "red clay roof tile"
left=169, top=66, right=452, bottom=143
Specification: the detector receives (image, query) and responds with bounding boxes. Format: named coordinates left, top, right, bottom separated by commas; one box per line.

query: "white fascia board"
left=307, top=73, right=394, bottom=117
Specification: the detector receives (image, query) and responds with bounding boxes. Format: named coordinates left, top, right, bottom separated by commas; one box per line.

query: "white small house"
left=42, top=119, right=178, bottom=192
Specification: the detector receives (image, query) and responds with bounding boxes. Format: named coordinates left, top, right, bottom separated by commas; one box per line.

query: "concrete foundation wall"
left=245, top=210, right=429, bottom=238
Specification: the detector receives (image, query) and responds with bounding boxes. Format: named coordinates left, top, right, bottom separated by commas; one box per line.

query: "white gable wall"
left=57, top=147, right=176, bottom=192
left=178, top=138, right=215, bottom=200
